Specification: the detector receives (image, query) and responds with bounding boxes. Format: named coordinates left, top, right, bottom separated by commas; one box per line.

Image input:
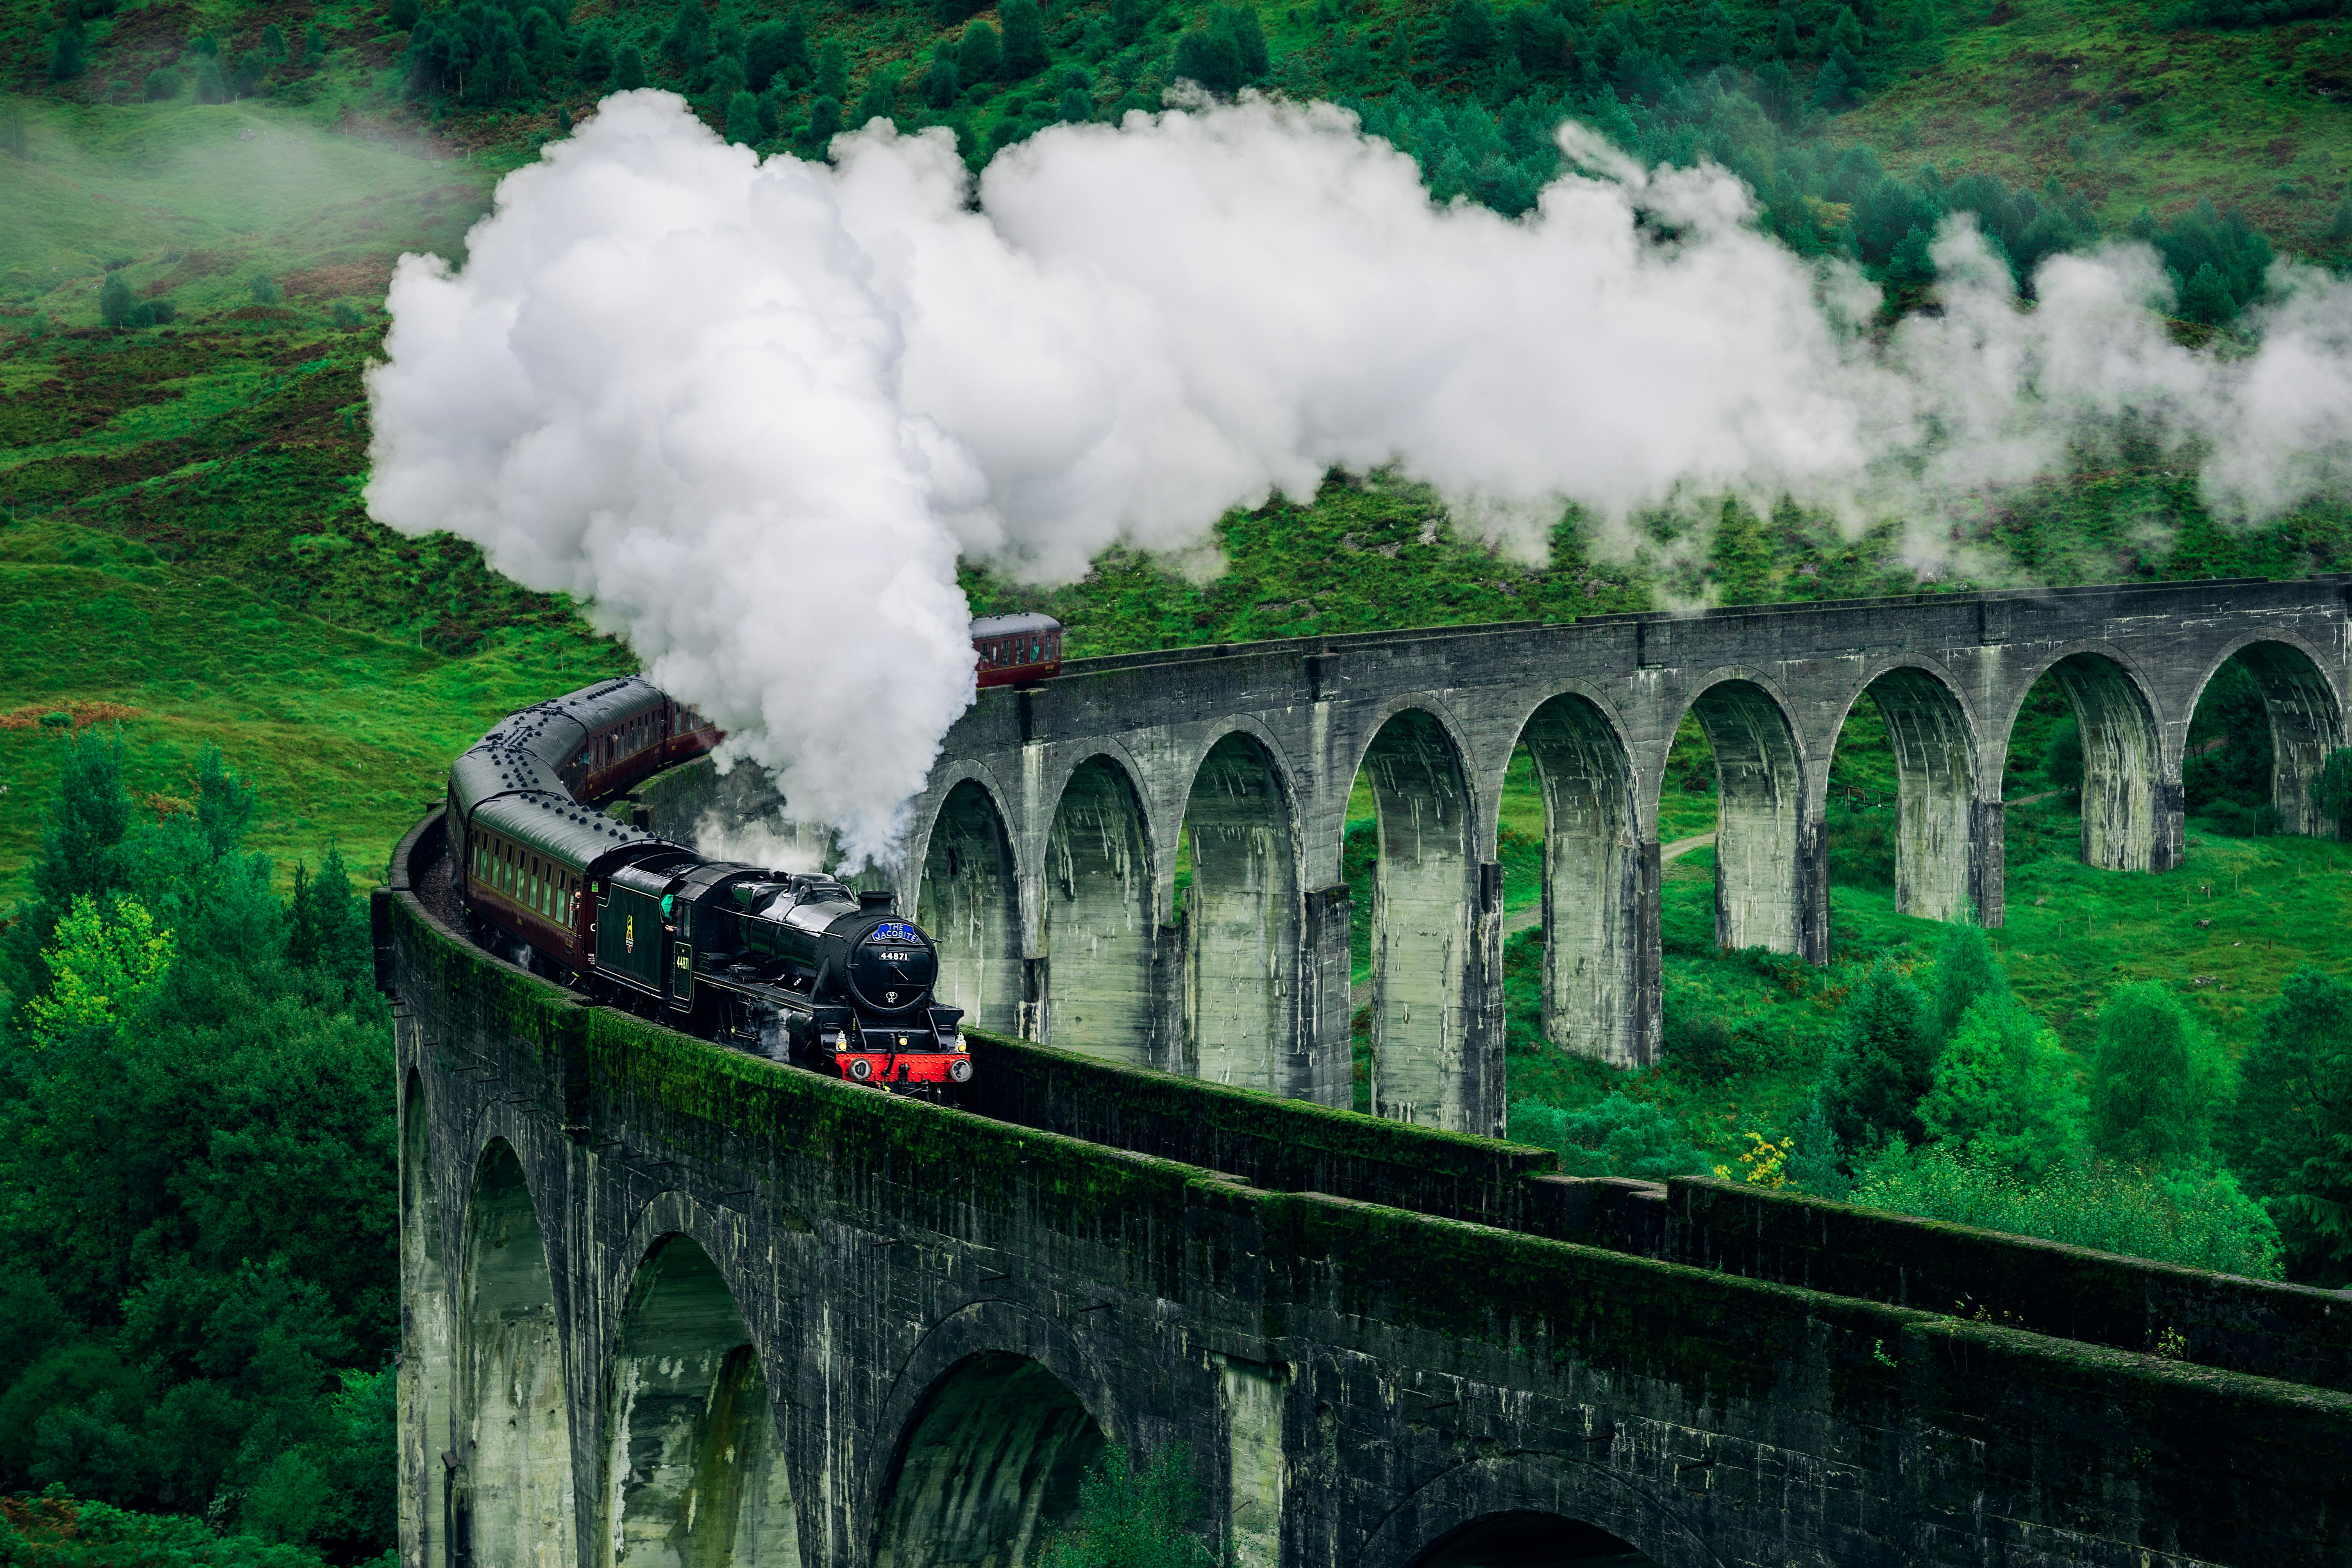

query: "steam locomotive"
left=445, top=675, right=971, bottom=1088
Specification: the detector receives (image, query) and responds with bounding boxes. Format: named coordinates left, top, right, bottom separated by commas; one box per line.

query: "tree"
left=144, top=65, right=181, bottom=99
left=31, top=728, right=132, bottom=918
left=23, top=896, right=176, bottom=1048
left=726, top=88, right=761, bottom=143
left=663, top=0, right=712, bottom=79
left=2227, top=966, right=2352, bottom=1283
left=956, top=21, right=1001, bottom=86
left=1057, top=80, right=1092, bottom=121
left=49, top=20, right=86, bottom=81
left=194, top=53, right=229, bottom=102
left=815, top=36, right=849, bottom=100
left=1773, top=5, right=1798, bottom=56
left=1919, top=994, right=2086, bottom=1179
left=259, top=23, right=289, bottom=59
left=1111, top=0, right=1154, bottom=44
left=2330, top=182, right=2352, bottom=242
left=1818, top=959, right=1939, bottom=1158
left=806, top=92, right=842, bottom=141
left=1930, top=922, right=2005, bottom=1042
left=1828, top=5, right=1865, bottom=54
left=1445, top=0, right=1498, bottom=62
left=1693, top=1, right=1737, bottom=64
left=747, top=14, right=808, bottom=88
left=2089, top=981, right=2227, bottom=1168
left=388, top=0, right=422, bottom=31
left=922, top=44, right=959, bottom=106
left=612, top=43, right=646, bottom=88
left=303, top=23, right=327, bottom=64
left=576, top=25, right=613, bottom=83
left=1809, top=41, right=1863, bottom=109
left=852, top=67, right=899, bottom=125
left=2179, top=261, right=2238, bottom=324
left=1001, top=0, right=1048, bottom=77
left=98, top=272, right=133, bottom=327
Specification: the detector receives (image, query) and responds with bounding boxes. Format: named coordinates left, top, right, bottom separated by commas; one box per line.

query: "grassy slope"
left=6, top=0, right=2352, bottom=1141
left=1839, top=0, right=2352, bottom=251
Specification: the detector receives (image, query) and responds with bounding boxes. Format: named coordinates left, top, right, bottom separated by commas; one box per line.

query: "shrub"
left=1034, top=1444, right=1216, bottom=1568
left=142, top=66, right=181, bottom=100
left=1854, top=1145, right=2282, bottom=1278
left=1510, top=1091, right=1707, bottom=1181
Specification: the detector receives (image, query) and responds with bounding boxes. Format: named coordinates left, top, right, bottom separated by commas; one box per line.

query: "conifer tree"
left=727, top=88, right=761, bottom=143
left=49, top=18, right=86, bottom=80
left=1001, top=0, right=1048, bottom=77
left=577, top=25, right=614, bottom=83
left=1818, top=959, right=1939, bottom=1158
left=1445, top=0, right=1498, bottom=62
left=99, top=272, right=132, bottom=327
left=924, top=42, right=960, bottom=105
left=612, top=42, right=646, bottom=87
left=815, top=37, right=848, bottom=100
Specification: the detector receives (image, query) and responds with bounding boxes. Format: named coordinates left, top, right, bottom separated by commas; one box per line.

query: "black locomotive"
left=445, top=675, right=970, bottom=1088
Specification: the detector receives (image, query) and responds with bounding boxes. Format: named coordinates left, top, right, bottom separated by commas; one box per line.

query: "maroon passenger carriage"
left=445, top=675, right=974, bottom=1089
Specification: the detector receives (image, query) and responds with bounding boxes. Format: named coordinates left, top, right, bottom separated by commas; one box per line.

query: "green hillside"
left=5, top=0, right=2351, bottom=1265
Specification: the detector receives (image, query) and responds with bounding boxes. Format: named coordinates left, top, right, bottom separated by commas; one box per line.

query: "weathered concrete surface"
left=383, top=811, right=2352, bottom=1568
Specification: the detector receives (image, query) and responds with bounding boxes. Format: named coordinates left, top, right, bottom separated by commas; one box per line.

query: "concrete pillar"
left=1520, top=696, right=1641, bottom=1069
left=1301, top=885, right=1353, bottom=1107
left=1970, top=799, right=2007, bottom=927
left=457, top=1144, right=575, bottom=1568
left=2048, top=654, right=2168, bottom=873
left=1867, top=668, right=1980, bottom=925
left=1632, top=839, right=1663, bottom=1064
left=597, top=1239, right=794, bottom=1568
left=1361, top=710, right=1477, bottom=1132
left=2236, top=642, right=2346, bottom=838
left=1216, top=1357, right=1287, bottom=1568
left=917, top=782, right=1023, bottom=1034
left=398, top=1069, right=453, bottom=1568
left=1181, top=735, right=1301, bottom=1096
left=1689, top=682, right=1806, bottom=956
left=1040, top=759, right=1157, bottom=1065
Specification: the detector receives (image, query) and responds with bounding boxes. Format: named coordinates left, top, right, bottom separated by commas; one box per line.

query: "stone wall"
left=380, top=809, right=2352, bottom=1568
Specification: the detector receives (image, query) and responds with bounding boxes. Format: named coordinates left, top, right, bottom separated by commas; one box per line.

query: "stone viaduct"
left=641, top=575, right=2352, bottom=1139
left=378, top=810, right=2352, bottom=1568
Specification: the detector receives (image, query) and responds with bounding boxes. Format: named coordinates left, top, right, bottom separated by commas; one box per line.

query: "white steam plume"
left=366, top=89, right=2352, bottom=863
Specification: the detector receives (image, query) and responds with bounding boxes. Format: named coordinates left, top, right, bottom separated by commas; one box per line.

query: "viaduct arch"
left=634, top=576, right=2352, bottom=1132
left=379, top=801, right=2352, bottom=1568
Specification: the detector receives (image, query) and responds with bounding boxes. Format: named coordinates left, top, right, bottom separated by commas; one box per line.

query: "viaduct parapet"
left=639, top=575, right=2352, bottom=1138
left=380, top=812, right=2352, bottom=1568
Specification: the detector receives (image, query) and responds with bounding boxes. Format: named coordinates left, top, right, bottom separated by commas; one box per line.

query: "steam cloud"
left=366, top=89, right=2352, bottom=865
